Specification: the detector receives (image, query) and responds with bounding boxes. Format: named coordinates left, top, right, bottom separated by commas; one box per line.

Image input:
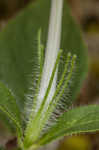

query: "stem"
left=37, top=0, right=63, bottom=110
left=24, top=0, right=64, bottom=148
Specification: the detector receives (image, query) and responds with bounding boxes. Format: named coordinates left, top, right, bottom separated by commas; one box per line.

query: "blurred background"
left=0, top=0, right=99, bottom=150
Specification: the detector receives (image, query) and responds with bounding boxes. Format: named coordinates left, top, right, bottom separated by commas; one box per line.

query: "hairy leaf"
left=38, top=105, right=99, bottom=145
left=0, top=81, right=22, bottom=137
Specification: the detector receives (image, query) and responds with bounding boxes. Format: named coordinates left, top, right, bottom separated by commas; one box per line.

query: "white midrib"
left=37, top=0, right=63, bottom=110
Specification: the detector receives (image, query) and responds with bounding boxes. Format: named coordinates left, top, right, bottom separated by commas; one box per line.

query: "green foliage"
left=38, top=105, right=99, bottom=145
left=0, top=0, right=98, bottom=150
left=0, top=81, right=22, bottom=137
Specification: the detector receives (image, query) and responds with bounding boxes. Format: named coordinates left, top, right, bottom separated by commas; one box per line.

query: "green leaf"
left=0, top=0, right=50, bottom=109
left=0, top=81, right=22, bottom=137
left=38, top=105, right=99, bottom=145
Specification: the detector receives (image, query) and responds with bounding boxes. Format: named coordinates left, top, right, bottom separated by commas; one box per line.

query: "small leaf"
left=38, top=105, right=99, bottom=145
left=0, top=81, right=22, bottom=137
left=24, top=29, right=45, bottom=121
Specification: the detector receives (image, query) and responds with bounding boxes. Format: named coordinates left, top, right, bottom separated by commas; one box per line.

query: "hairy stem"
left=24, top=0, right=64, bottom=149
left=37, top=0, right=63, bottom=110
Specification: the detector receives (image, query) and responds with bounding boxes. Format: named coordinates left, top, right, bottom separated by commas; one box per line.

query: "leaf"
left=0, top=81, right=22, bottom=137
left=0, top=0, right=51, bottom=132
left=38, top=105, right=99, bottom=145
left=0, top=0, right=50, bottom=109
left=24, top=29, right=45, bottom=120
